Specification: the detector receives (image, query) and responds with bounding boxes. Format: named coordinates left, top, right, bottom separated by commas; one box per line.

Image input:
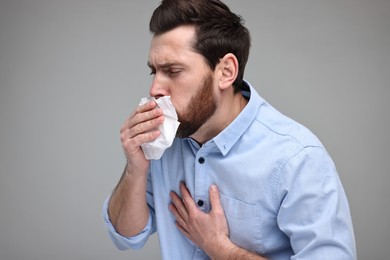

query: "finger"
left=120, top=106, right=163, bottom=147
left=120, top=119, right=163, bottom=152
left=125, top=105, right=163, bottom=131
left=209, top=185, right=223, bottom=213
left=127, top=114, right=164, bottom=139
left=169, top=203, right=189, bottom=231
left=174, top=221, right=191, bottom=241
left=170, top=191, right=189, bottom=221
left=179, top=182, right=198, bottom=213
left=121, top=130, right=160, bottom=156
left=136, top=99, right=158, bottom=114
left=121, top=99, right=161, bottom=129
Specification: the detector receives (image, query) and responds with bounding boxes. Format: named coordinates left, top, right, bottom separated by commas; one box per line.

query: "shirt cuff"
left=102, top=195, right=154, bottom=250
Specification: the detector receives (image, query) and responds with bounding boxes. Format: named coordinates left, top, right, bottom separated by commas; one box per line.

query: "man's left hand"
left=169, top=182, right=230, bottom=256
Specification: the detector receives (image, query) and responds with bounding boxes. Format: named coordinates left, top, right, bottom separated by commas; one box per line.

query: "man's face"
left=148, top=25, right=218, bottom=138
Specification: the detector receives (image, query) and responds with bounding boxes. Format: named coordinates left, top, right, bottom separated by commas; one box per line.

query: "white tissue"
left=139, top=96, right=180, bottom=160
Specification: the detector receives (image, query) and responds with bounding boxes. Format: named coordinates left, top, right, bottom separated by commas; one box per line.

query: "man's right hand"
left=108, top=99, right=164, bottom=237
left=120, top=99, right=164, bottom=174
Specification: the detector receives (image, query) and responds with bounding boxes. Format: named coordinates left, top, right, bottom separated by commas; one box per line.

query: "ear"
left=217, top=53, right=239, bottom=90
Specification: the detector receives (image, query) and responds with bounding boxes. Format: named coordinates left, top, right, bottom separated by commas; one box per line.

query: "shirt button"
left=197, top=200, right=204, bottom=207
left=198, top=157, right=205, bottom=164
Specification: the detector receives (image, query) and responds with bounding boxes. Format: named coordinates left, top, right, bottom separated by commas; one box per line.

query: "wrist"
left=124, top=159, right=149, bottom=178
left=207, top=238, right=267, bottom=260
left=205, top=236, right=236, bottom=260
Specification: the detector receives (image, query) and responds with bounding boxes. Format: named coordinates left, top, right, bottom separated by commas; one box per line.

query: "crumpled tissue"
left=139, top=96, right=180, bottom=160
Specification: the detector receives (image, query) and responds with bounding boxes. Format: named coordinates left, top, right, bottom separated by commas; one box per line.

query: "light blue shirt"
left=103, top=81, right=356, bottom=259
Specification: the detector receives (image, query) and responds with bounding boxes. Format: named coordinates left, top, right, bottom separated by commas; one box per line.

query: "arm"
left=170, top=183, right=267, bottom=260
left=108, top=100, right=164, bottom=237
left=277, top=147, right=356, bottom=258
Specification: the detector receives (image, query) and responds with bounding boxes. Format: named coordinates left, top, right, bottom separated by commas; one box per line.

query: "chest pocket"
left=220, top=192, right=264, bottom=254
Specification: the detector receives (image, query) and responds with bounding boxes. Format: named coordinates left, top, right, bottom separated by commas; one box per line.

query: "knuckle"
left=189, top=213, right=201, bottom=223
left=183, top=196, right=192, bottom=205
left=132, top=123, right=143, bottom=134
left=122, top=138, right=132, bottom=149
left=214, top=210, right=225, bottom=219
left=120, top=132, right=128, bottom=143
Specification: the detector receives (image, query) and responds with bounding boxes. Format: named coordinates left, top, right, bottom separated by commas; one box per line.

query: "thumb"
left=209, top=184, right=223, bottom=212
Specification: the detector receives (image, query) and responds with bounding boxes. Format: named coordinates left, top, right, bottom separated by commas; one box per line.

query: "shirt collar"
left=212, top=80, right=263, bottom=156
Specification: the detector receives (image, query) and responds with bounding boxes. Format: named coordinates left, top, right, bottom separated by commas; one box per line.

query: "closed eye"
left=147, top=61, right=184, bottom=77
left=166, top=68, right=182, bottom=76
left=148, top=69, right=180, bottom=77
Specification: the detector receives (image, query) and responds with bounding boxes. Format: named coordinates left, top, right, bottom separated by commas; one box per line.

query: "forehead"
left=148, top=25, right=204, bottom=67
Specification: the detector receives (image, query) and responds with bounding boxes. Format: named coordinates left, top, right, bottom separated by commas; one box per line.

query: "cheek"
left=170, top=90, right=193, bottom=113
left=170, top=96, right=188, bottom=118
left=169, top=72, right=208, bottom=115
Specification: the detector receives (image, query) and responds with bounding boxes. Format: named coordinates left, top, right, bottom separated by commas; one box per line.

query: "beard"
left=176, top=72, right=217, bottom=138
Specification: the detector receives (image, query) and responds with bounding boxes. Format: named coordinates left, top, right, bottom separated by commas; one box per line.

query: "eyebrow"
left=147, top=61, right=184, bottom=70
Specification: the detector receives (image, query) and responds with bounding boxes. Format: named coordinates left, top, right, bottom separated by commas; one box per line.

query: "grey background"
left=0, top=0, right=388, bottom=259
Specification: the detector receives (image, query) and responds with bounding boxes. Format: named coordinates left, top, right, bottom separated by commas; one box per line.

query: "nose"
left=149, top=75, right=169, bottom=99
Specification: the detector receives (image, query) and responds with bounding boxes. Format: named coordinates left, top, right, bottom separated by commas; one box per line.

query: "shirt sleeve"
left=276, top=146, right=357, bottom=259
left=102, top=195, right=156, bottom=250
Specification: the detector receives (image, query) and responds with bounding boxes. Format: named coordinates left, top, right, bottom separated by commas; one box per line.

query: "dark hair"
left=149, top=0, right=251, bottom=92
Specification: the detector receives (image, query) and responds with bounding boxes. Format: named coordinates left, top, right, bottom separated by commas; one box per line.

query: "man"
left=103, top=0, right=356, bottom=259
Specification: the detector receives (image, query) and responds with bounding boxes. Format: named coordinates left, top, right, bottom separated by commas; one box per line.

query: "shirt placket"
left=192, top=147, right=212, bottom=259
left=194, top=148, right=210, bottom=213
